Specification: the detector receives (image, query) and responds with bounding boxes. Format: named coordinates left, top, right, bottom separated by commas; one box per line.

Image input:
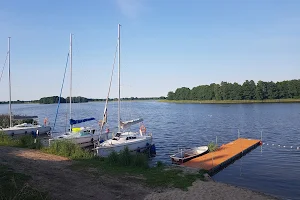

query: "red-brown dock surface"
left=182, top=138, right=261, bottom=174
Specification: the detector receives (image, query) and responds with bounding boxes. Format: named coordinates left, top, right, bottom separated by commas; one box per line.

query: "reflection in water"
left=1, top=102, right=300, bottom=199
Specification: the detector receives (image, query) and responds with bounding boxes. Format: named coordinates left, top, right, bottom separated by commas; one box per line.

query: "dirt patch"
left=144, top=180, right=278, bottom=200
left=0, top=146, right=149, bottom=200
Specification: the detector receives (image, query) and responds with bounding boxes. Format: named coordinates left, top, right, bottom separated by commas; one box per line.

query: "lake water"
left=1, top=101, right=300, bottom=200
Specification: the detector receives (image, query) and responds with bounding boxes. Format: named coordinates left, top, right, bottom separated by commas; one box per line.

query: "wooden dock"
left=182, top=138, right=261, bottom=175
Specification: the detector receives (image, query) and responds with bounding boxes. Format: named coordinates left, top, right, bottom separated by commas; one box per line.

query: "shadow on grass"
left=0, top=164, right=49, bottom=200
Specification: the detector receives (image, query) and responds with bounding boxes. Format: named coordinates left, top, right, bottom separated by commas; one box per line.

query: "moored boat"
left=170, top=146, right=209, bottom=163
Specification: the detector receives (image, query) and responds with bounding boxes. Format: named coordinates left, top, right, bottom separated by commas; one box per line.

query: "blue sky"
left=0, top=0, right=299, bottom=101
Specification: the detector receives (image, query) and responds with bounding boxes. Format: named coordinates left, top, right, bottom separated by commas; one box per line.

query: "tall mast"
left=8, top=37, right=12, bottom=127
left=118, top=24, right=121, bottom=132
left=69, top=33, right=73, bottom=131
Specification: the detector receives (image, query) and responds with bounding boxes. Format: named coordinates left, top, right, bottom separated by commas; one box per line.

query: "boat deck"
left=182, top=138, right=261, bottom=175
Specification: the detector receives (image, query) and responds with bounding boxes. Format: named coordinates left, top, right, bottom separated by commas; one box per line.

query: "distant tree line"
left=0, top=96, right=166, bottom=104
left=167, top=79, right=300, bottom=101
left=39, top=96, right=89, bottom=104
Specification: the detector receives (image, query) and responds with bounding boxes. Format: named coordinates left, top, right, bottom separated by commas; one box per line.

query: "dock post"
left=211, top=152, right=214, bottom=168
left=260, top=130, right=263, bottom=154
left=216, top=136, right=218, bottom=146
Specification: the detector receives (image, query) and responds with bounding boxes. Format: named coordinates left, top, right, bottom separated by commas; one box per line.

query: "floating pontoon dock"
left=182, top=138, right=261, bottom=175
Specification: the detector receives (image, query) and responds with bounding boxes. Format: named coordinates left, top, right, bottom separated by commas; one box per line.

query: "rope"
left=0, top=52, right=8, bottom=84
left=262, top=142, right=300, bottom=150
left=52, top=53, right=70, bottom=133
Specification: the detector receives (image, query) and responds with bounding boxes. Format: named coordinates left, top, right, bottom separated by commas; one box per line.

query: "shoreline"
left=159, top=99, right=300, bottom=104
left=0, top=145, right=279, bottom=200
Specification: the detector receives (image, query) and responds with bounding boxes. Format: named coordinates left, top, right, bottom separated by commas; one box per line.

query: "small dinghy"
left=170, top=146, right=209, bottom=163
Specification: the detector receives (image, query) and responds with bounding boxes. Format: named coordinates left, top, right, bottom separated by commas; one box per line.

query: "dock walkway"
left=182, top=138, right=261, bottom=175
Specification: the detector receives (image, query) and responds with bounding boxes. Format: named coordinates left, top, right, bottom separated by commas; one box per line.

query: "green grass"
left=71, top=147, right=208, bottom=190
left=0, top=164, right=48, bottom=200
left=42, top=140, right=93, bottom=159
left=159, top=99, right=300, bottom=104
left=0, top=132, right=42, bottom=149
left=208, top=142, right=218, bottom=152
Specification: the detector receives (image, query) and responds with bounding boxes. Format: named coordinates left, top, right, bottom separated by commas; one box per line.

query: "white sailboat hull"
left=1, top=125, right=51, bottom=136
left=49, top=133, right=100, bottom=148
left=95, top=136, right=152, bottom=157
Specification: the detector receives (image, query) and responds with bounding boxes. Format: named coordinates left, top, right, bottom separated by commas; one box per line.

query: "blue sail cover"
left=69, top=117, right=96, bottom=125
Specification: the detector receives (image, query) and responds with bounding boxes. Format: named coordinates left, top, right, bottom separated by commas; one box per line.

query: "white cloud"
left=116, top=0, right=145, bottom=19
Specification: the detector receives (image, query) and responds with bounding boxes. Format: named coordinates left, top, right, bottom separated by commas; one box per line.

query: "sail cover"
left=70, top=117, right=95, bottom=125
left=12, top=115, right=38, bottom=120
left=120, top=118, right=143, bottom=129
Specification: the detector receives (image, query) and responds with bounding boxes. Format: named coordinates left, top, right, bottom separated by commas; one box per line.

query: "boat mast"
left=118, top=24, right=121, bottom=132
left=8, top=37, right=12, bottom=128
left=69, top=33, right=73, bottom=132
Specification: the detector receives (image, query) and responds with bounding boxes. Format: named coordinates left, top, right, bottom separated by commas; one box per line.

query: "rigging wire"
left=100, top=40, right=119, bottom=133
left=0, top=52, right=8, bottom=84
left=52, top=53, right=70, bottom=133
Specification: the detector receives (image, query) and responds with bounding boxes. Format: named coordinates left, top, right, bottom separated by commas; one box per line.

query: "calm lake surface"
left=1, top=101, right=300, bottom=200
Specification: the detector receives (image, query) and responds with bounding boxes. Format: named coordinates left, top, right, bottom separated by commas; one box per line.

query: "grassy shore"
left=159, top=98, right=300, bottom=104
left=0, top=132, right=207, bottom=192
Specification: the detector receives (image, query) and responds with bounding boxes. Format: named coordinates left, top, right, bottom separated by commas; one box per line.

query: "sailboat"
left=49, top=34, right=100, bottom=147
left=95, top=24, right=153, bottom=157
left=1, top=37, right=51, bottom=136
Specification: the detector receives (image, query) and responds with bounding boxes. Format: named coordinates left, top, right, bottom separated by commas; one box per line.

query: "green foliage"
left=0, top=131, right=18, bottom=146
left=167, top=79, right=300, bottom=101
left=43, top=140, right=93, bottom=159
left=0, top=114, right=38, bottom=128
left=0, top=164, right=48, bottom=200
left=18, top=135, right=43, bottom=149
left=156, top=161, right=164, bottom=167
left=106, top=147, right=149, bottom=169
left=0, top=132, right=42, bottom=149
left=39, top=96, right=66, bottom=104
left=208, top=142, right=218, bottom=152
left=72, top=155, right=206, bottom=190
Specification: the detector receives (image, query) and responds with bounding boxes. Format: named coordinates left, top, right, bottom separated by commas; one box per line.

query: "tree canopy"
left=167, top=79, right=300, bottom=101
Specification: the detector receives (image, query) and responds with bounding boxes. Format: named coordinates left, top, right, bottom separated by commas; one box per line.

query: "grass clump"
left=43, top=140, right=93, bottom=159
left=0, top=131, right=18, bottom=146
left=0, top=164, right=48, bottom=200
left=0, top=132, right=41, bottom=149
left=106, top=147, right=149, bottom=169
left=208, top=142, right=218, bottom=152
